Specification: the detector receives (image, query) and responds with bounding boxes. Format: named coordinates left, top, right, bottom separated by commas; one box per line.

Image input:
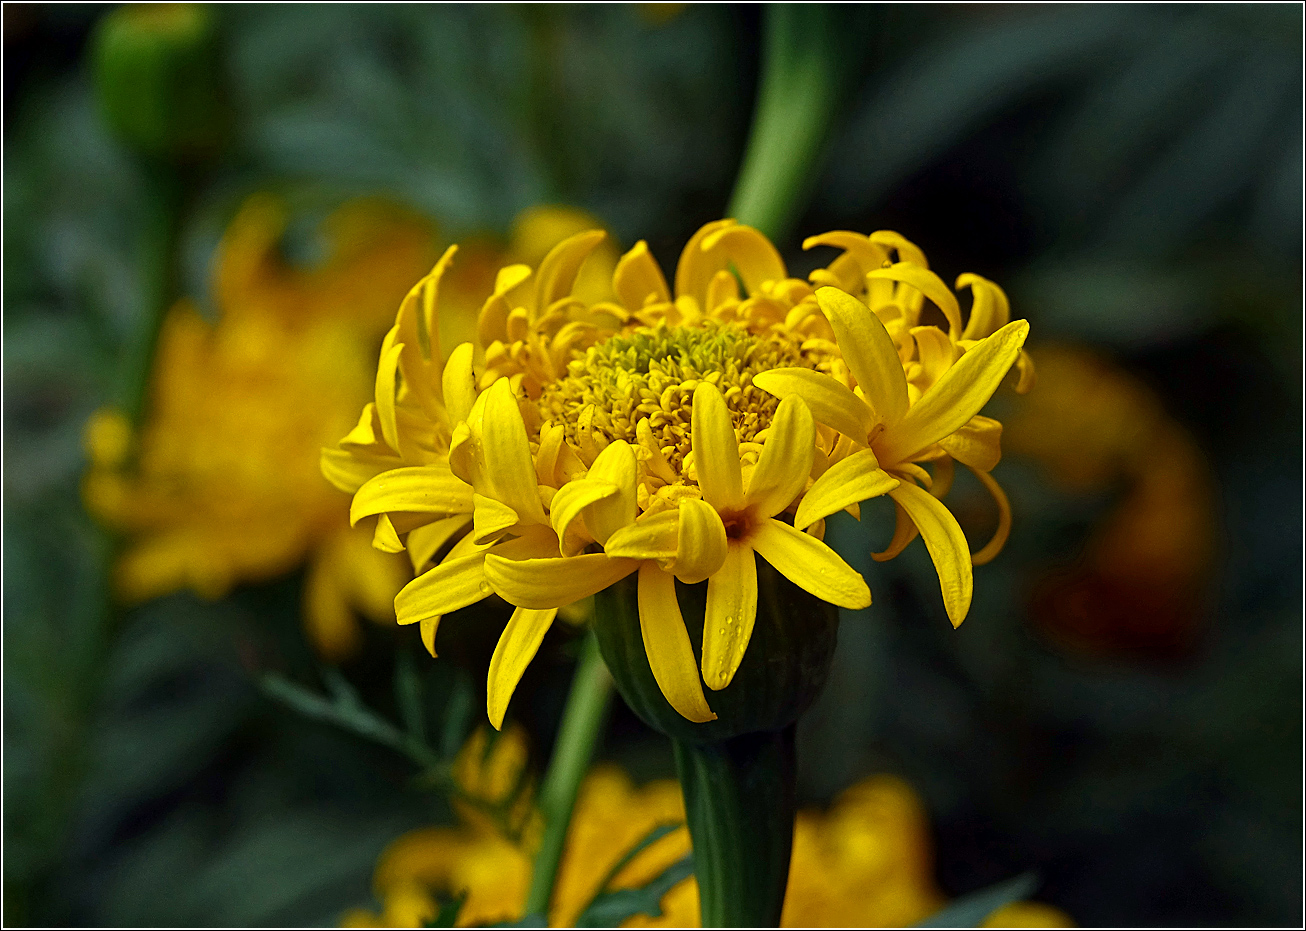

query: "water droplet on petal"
left=479, top=580, right=493, bottom=594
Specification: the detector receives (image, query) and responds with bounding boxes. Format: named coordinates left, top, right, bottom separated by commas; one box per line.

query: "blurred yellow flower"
left=84, top=195, right=616, bottom=661
left=342, top=736, right=1070, bottom=928
left=335, top=220, right=1029, bottom=726
left=1004, top=345, right=1215, bottom=659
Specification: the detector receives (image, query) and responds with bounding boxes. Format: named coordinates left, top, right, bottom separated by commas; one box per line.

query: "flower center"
left=537, top=322, right=811, bottom=475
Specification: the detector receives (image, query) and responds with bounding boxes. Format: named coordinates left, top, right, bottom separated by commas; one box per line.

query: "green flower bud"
left=593, top=553, right=839, bottom=743
left=91, top=3, right=225, bottom=161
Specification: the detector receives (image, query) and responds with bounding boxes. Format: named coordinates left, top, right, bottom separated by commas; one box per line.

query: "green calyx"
left=592, top=552, right=839, bottom=744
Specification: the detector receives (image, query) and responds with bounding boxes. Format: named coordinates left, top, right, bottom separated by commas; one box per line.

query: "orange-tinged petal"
left=889, top=481, right=972, bottom=626
left=702, top=543, right=757, bottom=691
left=794, top=447, right=899, bottom=531
left=746, top=395, right=815, bottom=519
left=691, top=383, right=743, bottom=511
left=613, top=240, right=671, bottom=309
left=752, top=368, right=874, bottom=445
left=351, top=465, right=474, bottom=526
left=878, top=319, right=1029, bottom=466
left=751, top=519, right=870, bottom=609
left=483, top=553, right=638, bottom=609
left=487, top=607, right=558, bottom=729
left=637, top=564, right=717, bottom=723
left=814, top=287, right=910, bottom=427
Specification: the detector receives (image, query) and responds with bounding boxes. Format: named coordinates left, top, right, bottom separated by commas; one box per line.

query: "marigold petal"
left=603, top=510, right=679, bottom=562
left=487, top=607, right=558, bottom=729
left=483, top=553, right=638, bottom=609
left=583, top=440, right=638, bottom=544
left=746, top=395, right=815, bottom=519
left=751, top=520, right=871, bottom=609
left=482, top=379, right=548, bottom=523
left=395, top=551, right=488, bottom=625
left=407, top=516, right=470, bottom=573
left=794, top=447, right=899, bottom=531
left=957, top=272, right=1010, bottom=340
left=700, top=224, right=787, bottom=296
left=375, top=338, right=405, bottom=454
left=702, top=543, right=758, bottom=691
left=889, top=482, right=972, bottom=626
left=373, top=514, right=405, bottom=553
left=969, top=467, right=1012, bottom=567
left=939, top=415, right=1003, bottom=473
left=613, top=240, right=671, bottom=309
left=535, top=230, right=606, bottom=311
left=321, top=446, right=399, bottom=494
left=473, top=493, right=522, bottom=545
left=442, top=342, right=477, bottom=426
left=802, top=231, right=890, bottom=277
left=550, top=479, right=619, bottom=557
left=638, top=564, right=716, bottom=723
left=871, top=501, right=919, bottom=562
left=691, top=383, right=744, bottom=511
left=672, top=497, right=728, bottom=584
left=868, top=262, right=962, bottom=337
left=752, top=368, right=874, bottom=444
left=814, top=287, right=910, bottom=427
left=351, top=465, right=474, bottom=526
left=879, top=319, right=1029, bottom=466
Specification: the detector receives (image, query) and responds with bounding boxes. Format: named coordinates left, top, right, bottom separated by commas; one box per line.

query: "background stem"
left=726, top=4, right=842, bottom=241
left=523, top=632, right=614, bottom=919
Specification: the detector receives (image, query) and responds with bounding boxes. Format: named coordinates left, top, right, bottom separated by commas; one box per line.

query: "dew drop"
left=479, top=581, right=493, bottom=594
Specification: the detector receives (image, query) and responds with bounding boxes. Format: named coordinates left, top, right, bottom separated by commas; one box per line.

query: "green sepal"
left=592, top=552, right=838, bottom=743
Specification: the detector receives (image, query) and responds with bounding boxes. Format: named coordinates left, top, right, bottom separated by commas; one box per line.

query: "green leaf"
left=574, top=851, right=694, bottom=928
left=915, top=873, right=1039, bottom=928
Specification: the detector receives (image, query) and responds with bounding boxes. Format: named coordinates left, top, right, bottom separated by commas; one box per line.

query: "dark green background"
left=4, top=4, right=1302, bottom=926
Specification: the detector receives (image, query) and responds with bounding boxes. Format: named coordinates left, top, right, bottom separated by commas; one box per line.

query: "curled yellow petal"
left=372, top=514, right=405, bottom=553
left=550, top=479, right=619, bottom=557
left=442, top=342, right=477, bottom=426
left=691, top=383, right=743, bottom=511
left=321, top=446, right=399, bottom=494
left=814, top=287, right=909, bottom=427
left=746, top=395, right=815, bottom=519
left=582, top=440, right=638, bottom=544
left=802, top=230, right=890, bottom=277
left=867, top=262, right=961, bottom=337
left=603, top=510, right=678, bottom=562
left=878, top=319, right=1029, bottom=466
left=671, top=497, right=728, bottom=584
left=794, top=447, right=899, bottom=531
left=637, top=564, right=716, bottom=723
left=751, top=519, right=870, bottom=610
left=969, top=468, right=1012, bottom=567
left=613, top=240, right=671, bottom=309
left=535, top=229, right=606, bottom=311
left=484, top=553, right=638, bottom=610
left=350, top=465, right=474, bottom=526
left=487, top=607, right=558, bottom=729
left=939, top=415, right=1003, bottom=473
left=702, top=543, right=758, bottom=691
left=889, top=481, right=972, bottom=627
left=375, top=338, right=405, bottom=454
left=752, top=368, right=874, bottom=444
left=957, top=272, right=1010, bottom=340
left=407, top=516, right=470, bottom=573
left=473, top=493, right=522, bottom=545
left=700, top=224, right=786, bottom=295
left=871, top=502, right=918, bottom=562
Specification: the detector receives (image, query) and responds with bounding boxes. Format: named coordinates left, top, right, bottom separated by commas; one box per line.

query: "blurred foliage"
left=3, top=3, right=1301, bottom=928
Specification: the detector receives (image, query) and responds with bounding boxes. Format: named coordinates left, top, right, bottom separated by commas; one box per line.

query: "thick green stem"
left=524, top=632, right=614, bottom=918
left=673, top=726, right=797, bottom=928
left=727, top=4, right=842, bottom=241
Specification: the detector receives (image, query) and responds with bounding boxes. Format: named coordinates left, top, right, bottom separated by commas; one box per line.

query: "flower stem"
left=673, top=726, right=797, bottom=927
left=524, top=631, right=614, bottom=919
left=727, top=4, right=843, bottom=241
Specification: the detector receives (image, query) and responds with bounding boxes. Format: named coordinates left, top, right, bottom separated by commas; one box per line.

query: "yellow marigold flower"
left=335, top=220, right=1029, bottom=725
left=83, top=194, right=435, bottom=659
left=343, top=757, right=1068, bottom=929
